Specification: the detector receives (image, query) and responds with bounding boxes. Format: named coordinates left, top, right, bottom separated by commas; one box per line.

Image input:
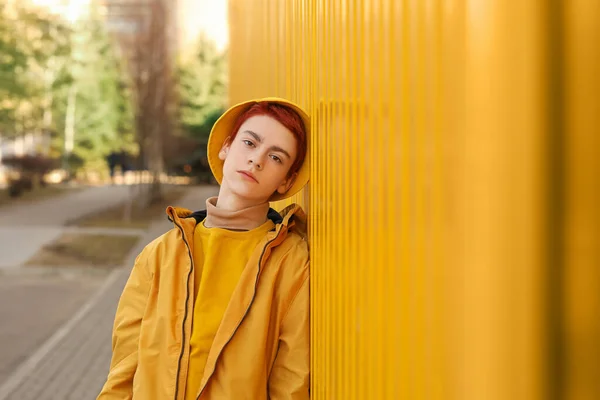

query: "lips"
left=238, top=170, right=259, bottom=183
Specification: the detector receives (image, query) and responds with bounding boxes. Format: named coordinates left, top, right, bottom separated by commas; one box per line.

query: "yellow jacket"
left=97, top=204, right=310, bottom=400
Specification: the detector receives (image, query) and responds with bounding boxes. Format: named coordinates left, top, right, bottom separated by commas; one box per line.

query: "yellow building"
left=228, top=1, right=600, bottom=399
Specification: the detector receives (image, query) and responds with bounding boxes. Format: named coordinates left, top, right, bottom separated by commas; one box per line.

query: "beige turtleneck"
left=202, top=196, right=270, bottom=231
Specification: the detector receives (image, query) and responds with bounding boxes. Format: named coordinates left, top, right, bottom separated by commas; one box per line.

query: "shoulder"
left=140, top=227, right=180, bottom=255
left=284, top=231, right=309, bottom=256
left=276, top=230, right=308, bottom=256
left=135, top=227, right=183, bottom=272
left=267, top=230, right=310, bottom=276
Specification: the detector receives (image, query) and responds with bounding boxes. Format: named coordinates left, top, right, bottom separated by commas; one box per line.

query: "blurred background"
left=0, top=0, right=228, bottom=194
left=1, top=0, right=599, bottom=399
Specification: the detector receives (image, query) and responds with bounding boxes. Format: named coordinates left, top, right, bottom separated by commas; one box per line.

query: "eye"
left=270, top=155, right=282, bottom=164
left=243, top=140, right=255, bottom=147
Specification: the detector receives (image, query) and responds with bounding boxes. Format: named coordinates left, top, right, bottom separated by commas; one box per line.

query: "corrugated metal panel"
left=562, top=2, right=600, bottom=399
left=228, top=1, right=600, bottom=399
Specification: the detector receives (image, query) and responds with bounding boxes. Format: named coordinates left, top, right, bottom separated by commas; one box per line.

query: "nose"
left=249, top=157, right=263, bottom=170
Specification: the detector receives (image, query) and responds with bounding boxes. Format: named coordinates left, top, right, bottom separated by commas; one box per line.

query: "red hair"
left=228, top=101, right=307, bottom=176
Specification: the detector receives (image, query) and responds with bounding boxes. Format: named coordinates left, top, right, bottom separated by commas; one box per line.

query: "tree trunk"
left=64, top=85, right=77, bottom=176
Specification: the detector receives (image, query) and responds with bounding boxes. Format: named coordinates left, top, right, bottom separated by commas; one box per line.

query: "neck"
left=215, top=183, right=269, bottom=211
left=204, top=196, right=270, bottom=231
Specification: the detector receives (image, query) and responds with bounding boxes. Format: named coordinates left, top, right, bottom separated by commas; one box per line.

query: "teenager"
left=98, top=98, right=311, bottom=400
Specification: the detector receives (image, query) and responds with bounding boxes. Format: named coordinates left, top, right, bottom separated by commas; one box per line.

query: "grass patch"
left=0, top=185, right=78, bottom=208
left=26, top=234, right=139, bottom=268
left=72, top=185, right=187, bottom=229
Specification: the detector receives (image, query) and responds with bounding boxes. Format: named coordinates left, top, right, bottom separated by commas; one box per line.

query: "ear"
left=276, top=172, right=298, bottom=195
left=218, top=137, right=232, bottom=161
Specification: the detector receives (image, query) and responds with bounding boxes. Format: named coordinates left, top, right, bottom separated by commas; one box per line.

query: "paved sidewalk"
left=0, top=185, right=135, bottom=269
left=0, top=185, right=217, bottom=400
left=0, top=274, right=103, bottom=387
left=0, top=185, right=133, bottom=227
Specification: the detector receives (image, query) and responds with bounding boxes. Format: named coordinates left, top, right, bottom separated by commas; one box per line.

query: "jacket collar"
left=166, top=203, right=306, bottom=236
left=186, top=207, right=283, bottom=227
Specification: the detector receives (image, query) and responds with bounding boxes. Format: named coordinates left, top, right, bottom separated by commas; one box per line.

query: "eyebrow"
left=243, top=130, right=292, bottom=159
left=244, top=130, right=263, bottom=143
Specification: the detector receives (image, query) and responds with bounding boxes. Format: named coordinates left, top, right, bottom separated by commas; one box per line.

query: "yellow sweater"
left=185, top=218, right=275, bottom=400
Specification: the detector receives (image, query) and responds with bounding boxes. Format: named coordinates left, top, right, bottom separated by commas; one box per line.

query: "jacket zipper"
left=195, top=228, right=283, bottom=400
left=173, top=218, right=195, bottom=400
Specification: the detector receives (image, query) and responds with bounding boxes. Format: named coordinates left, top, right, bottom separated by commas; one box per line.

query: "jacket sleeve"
left=97, top=250, right=152, bottom=400
left=268, top=268, right=310, bottom=400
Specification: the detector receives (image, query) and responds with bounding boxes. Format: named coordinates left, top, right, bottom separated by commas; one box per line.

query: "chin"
left=223, top=173, right=275, bottom=202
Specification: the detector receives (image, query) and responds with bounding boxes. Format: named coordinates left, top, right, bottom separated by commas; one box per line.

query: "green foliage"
left=177, top=35, right=228, bottom=144
left=0, top=3, right=72, bottom=135
left=68, top=18, right=136, bottom=167
left=0, top=1, right=136, bottom=174
left=0, top=6, right=26, bottom=99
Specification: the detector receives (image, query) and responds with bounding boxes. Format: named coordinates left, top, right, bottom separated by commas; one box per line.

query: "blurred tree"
left=0, top=3, right=72, bottom=141
left=0, top=1, right=135, bottom=178
left=172, top=36, right=227, bottom=182
left=177, top=35, right=228, bottom=144
left=63, top=16, right=136, bottom=173
left=0, top=2, right=27, bottom=133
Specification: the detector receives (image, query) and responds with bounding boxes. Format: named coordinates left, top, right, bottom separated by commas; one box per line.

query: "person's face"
left=219, top=115, right=298, bottom=203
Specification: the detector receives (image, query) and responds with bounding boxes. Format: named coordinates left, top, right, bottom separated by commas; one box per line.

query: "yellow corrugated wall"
left=228, top=1, right=600, bottom=399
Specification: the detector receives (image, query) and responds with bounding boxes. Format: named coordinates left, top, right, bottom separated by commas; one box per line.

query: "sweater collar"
left=202, top=196, right=270, bottom=231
